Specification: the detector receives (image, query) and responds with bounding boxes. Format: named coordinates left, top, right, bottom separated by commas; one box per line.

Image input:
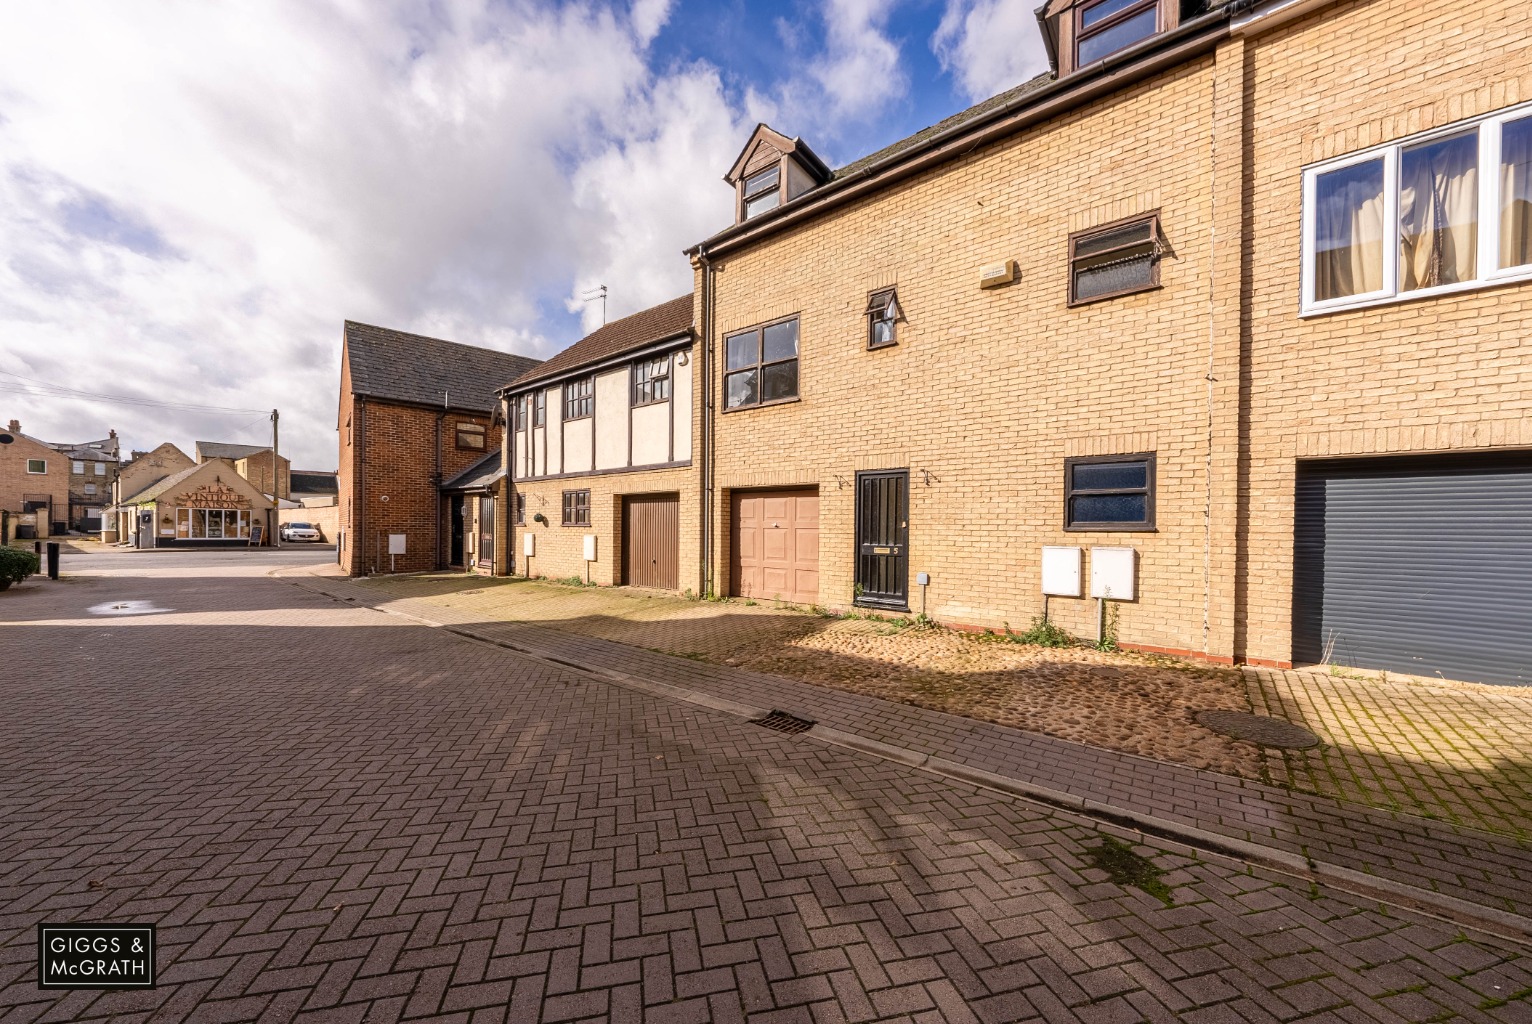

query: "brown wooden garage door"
left=623, top=493, right=679, bottom=590
left=731, top=488, right=818, bottom=604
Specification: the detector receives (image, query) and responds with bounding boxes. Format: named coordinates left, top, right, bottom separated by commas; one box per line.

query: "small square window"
left=561, top=489, right=590, bottom=526
left=26, top=459, right=46, bottom=474
left=72, top=460, right=85, bottom=474
left=94, top=462, right=106, bottom=475
left=564, top=378, right=593, bottom=420
left=866, top=288, right=900, bottom=349
left=724, top=317, right=800, bottom=411
left=743, top=166, right=781, bottom=219
left=84, top=483, right=97, bottom=496
left=456, top=423, right=486, bottom=450
left=632, top=355, right=671, bottom=406
left=1064, top=454, right=1156, bottom=530
left=1069, top=214, right=1161, bottom=305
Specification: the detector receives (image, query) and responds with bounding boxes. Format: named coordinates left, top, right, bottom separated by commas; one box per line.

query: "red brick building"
left=337, top=321, right=539, bottom=575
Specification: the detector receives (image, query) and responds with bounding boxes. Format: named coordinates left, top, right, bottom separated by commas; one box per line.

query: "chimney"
left=109, top=429, right=117, bottom=438
left=6, top=419, right=18, bottom=434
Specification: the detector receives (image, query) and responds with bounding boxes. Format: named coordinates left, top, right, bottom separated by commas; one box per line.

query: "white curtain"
left=1315, top=162, right=1385, bottom=301
left=1399, top=130, right=1478, bottom=290
left=1502, top=117, right=1532, bottom=270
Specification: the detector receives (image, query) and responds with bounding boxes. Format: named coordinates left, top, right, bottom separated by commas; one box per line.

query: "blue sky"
left=0, top=0, right=1049, bottom=467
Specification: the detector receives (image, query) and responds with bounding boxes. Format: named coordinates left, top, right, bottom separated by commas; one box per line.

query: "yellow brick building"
left=667, top=0, right=1532, bottom=685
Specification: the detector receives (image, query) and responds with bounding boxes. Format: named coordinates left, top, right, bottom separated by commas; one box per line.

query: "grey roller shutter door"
left=1293, top=453, right=1532, bottom=686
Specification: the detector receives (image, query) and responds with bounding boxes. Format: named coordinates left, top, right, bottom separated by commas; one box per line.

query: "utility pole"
left=271, top=408, right=280, bottom=549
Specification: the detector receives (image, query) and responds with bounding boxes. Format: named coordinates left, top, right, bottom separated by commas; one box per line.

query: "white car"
left=281, top=522, right=322, bottom=542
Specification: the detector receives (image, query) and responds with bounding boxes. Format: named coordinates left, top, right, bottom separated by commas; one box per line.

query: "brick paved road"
left=1, top=558, right=1528, bottom=1022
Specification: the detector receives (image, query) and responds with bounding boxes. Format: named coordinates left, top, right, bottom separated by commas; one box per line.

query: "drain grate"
left=753, top=710, right=816, bottom=735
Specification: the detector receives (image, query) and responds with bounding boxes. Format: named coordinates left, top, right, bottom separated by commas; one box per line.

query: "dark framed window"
left=534, top=390, right=546, bottom=427
left=513, top=397, right=527, bottom=430
left=26, top=459, right=45, bottom=474
left=515, top=493, right=526, bottom=525
left=742, top=165, right=781, bottom=219
left=1064, top=453, right=1156, bottom=530
left=563, top=377, right=593, bottom=420
left=1069, top=213, right=1161, bottom=305
left=724, top=316, right=799, bottom=411
left=866, top=288, right=900, bottom=349
left=561, top=489, right=590, bottom=526
left=1076, top=0, right=1158, bottom=66
left=632, top=355, right=671, bottom=406
left=456, top=423, right=486, bottom=450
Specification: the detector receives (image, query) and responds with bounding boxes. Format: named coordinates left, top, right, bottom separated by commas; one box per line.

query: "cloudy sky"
left=0, top=0, right=1047, bottom=469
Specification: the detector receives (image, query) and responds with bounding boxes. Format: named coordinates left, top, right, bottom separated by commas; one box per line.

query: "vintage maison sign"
left=174, top=483, right=252, bottom=509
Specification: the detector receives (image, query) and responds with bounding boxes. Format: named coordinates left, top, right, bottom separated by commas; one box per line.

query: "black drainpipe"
left=698, top=246, right=716, bottom=597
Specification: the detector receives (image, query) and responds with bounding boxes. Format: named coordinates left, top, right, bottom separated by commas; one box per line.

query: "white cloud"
left=0, top=0, right=741, bottom=467
left=933, top=0, right=1052, bottom=104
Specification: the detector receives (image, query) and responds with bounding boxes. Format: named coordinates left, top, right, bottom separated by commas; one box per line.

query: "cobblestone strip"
left=285, top=571, right=1532, bottom=938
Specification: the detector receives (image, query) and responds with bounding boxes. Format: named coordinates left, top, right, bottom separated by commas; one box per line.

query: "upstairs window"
left=632, top=355, right=671, bottom=406
left=1076, top=0, right=1157, bottom=66
left=535, top=390, right=546, bottom=427
left=1303, top=105, right=1532, bottom=313
left=866, top=289, right=900, bottom=349
left=456, top=423, right=486, bottom=450
left=514, top=396, right=528, bottom=430
left=72, top=460, right=85, bottom=474
left=563, top=377, right=593, bottom=420
left=724, top=317, right=800, bottom=410
left=84, top=483, right=97, bottom=496
left=743, top=166, right=781, bottom=219
left=516, top=493, right=526, bottom=525
left=94, top=462, right=106, bottom=475
left=1069, top=214, right=1161, bottom=305
left=26, top=459, right=45, bottom=474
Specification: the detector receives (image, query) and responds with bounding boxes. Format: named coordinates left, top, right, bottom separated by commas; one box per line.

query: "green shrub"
left=1007, top=616, right=1076, bottom=648
left=0, top=548, right=41, bottom=588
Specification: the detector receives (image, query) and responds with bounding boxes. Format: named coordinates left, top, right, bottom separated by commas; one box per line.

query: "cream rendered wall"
left=531, top=426, right=545, bottom=477
left=564, top=419, right=594, bottom=474
left=631, top=404, right=668, bottom=465
left=672, top=354, right=693, bottom=462
left=786, top=158, right=815, bottom=201
left=547, top=391, right=563, bottom=473
left=594, top=369, right=629, bottom=470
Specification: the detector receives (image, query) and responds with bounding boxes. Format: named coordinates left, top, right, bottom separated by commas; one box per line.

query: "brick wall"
left=1237, top=0, right=1532, bottom=665
left=513, top=467, right=701, bottom=592
left=338, top=381, right=501, bottom=575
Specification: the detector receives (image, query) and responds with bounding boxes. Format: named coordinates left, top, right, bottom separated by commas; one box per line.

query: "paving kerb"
left=280, top=567, right=1532, bottom=950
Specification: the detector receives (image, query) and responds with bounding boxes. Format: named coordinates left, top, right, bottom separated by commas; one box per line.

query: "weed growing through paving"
left=1085, top=836, right=1175, bottom=906
left=1001, top=617, right=1077, bottom=648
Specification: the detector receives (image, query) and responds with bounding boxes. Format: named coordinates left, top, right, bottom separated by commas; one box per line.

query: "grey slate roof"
left=290, top=471, right=338, bottom=495
left=344, top=321, right=541, bottom=413
left=196, top=441, right=269, bottom=462
left=440, top=450, right=504, bottom=493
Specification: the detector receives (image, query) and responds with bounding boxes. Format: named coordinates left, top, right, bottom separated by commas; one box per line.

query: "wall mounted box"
left=523, top=533, right=535, bottom=557
left=979, top=260, right=1018, bottom=289
left=583, top=534, right=598, bottom=561
left=1041, top=546, right=1082, bottom=596
left=1090, top=547, right=1136, bottom=600
left=387, top=533, right=406, bottom=555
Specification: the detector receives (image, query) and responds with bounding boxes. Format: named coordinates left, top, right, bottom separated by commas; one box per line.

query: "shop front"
left=119, top=460, right=273, bottom=548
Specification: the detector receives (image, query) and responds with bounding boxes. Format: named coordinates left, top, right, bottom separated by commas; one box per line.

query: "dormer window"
left=743, top=167, right=782, bottom=219
left=724, top=124, right=832, bottom=227
left=1076, top=0, right=1157, bottom=65
left=1040, top=0, right=1175, bottom=78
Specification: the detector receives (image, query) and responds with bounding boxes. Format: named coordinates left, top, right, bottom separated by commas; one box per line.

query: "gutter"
left=496, top=331, right=695, bottom=398
left=685, top=8, right=1232, bottom=260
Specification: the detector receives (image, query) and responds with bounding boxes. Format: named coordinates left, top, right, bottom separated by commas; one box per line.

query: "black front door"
left=855, top=470, right=909, bottom=610
left=450, top=495, right=465, bottom=566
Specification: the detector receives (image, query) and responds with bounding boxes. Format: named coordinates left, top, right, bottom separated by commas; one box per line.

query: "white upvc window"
left=26, top=459, right=46, bottom=474
left=72, top=460, right=85, bottom=474
left=94, top=462, right=106, bottom=475
left=1301, top=101, right=1532, bottom=315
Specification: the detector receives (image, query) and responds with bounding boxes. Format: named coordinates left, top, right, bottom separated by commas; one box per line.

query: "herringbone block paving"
left=0, top=563, right=1527, bottom=1022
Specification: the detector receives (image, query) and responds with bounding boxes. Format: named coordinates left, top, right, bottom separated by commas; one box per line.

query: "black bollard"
left=46, top=541, right=60, bottom=580
left=34, top=540, right=41, bottom=556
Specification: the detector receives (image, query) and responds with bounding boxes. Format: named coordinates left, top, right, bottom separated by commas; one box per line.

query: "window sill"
left=722, top=395, right=801, bottom=414
left=631, top=398, right=671, bottom=409
left=866, top=340, right=897, bottom=352
left=1067, top=281, right=1162, bottom=308
left=1299, top=268, right=1532, bottom=317
left=1063, top=524, right=1157, bottom=533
